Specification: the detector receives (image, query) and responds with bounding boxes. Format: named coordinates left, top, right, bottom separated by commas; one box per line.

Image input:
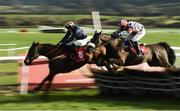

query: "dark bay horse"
left=24, top=41, right=91, bottom=91
left=87, top=31, right=176, bottom=71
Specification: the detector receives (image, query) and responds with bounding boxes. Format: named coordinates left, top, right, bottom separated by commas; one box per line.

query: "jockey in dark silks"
left=111, top=19, right=145, bottom=58
left=57, top=21, right=88, bottom=61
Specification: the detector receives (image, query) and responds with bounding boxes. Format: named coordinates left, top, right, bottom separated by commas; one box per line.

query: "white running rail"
left=0, top=56, right=46, bottom=61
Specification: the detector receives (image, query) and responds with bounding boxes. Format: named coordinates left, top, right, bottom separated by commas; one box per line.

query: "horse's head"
left=87, top=31, right=110, bottom=52
left=86, top=43, right=107, bottom=64
left=24, top=41, right=40, bottom=65
left=86, top=31, right=101, bottom=54
left=90, top=30, right=102, bottom=47
left=90, top=30, right=112, bottom=46
left=86, top=31, right=111, bottom=63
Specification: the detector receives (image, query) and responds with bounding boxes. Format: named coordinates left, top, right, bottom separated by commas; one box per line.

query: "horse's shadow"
left=1, top=89, right=180, bottom=110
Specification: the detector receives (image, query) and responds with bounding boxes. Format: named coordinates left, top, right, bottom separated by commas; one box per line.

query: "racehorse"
left=87, top=31, right=176, bottom=71
left=24, top=41, right=92, bottom=91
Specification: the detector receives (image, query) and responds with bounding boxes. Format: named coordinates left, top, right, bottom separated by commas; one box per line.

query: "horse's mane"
left=99, top=34, right=125, bottom=47
left=40, top=43, right=57, bottom=47
left=100, top=34, right=111, bottom=43
left=37, top=43, right=58, bottom=50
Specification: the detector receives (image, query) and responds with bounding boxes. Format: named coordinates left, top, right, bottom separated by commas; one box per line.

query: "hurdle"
left=92, top=63, right=180, bottom=98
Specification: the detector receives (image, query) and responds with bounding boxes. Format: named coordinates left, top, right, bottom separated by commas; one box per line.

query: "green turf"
left=0, top=63, right=17, bottom=72
left=0, top=75, right=17, bottom=85
left=0, top=32, right=61, bottom=56
left=0, top=89, right=180, bottom=110
left=140, top=32, right=180, bottom=46
left=0, top=63, right=18, bottom=85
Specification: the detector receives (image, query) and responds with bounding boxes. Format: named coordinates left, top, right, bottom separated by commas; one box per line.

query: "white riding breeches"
left=66, top=38, right=88, bottom=46
left=127, top=28, right=145, bottom=42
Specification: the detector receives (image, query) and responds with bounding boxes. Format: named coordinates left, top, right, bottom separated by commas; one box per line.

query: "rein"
left=49, top=54, right=65, bottom=62
left=46, top=45, right=60, bottom=56
left=35, top=44, right=62, bottom=60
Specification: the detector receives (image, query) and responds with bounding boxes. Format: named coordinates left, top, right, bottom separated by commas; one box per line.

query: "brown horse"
left=87, top=31, right=176, bottom=71
left=24, top=41, right=91, bottom=91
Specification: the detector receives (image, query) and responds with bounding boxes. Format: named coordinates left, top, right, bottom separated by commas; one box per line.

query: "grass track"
left=0, top=89, right=180, bottom=110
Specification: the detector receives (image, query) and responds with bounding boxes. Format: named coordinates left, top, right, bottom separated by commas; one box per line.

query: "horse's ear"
left=32, top=41, right=35, bottom=45
left=32, top=41, right=39, bottom=46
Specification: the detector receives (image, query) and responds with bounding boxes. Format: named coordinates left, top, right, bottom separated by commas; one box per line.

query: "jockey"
left=111, top=18, right=145, bottom=58
left=57, top=21, right=88, bottom=61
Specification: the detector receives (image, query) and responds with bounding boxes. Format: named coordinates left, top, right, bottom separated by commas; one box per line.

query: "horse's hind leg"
left=156, top=54, right=173, bottom=68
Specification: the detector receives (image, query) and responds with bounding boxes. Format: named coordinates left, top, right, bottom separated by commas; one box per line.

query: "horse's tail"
left=158, top=42, right=176, bottom=65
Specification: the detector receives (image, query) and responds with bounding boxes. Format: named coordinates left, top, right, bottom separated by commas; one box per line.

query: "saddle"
left=59, top=44, right=86, bottom=62
left=74, top=46, right=86, bottom=62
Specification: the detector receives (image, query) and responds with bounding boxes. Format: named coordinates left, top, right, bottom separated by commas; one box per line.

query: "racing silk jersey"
left=128, top=21, right=144, bottom=32
left=61, top=25, right=87, bottom=44
left=111, top=21, right=144, bottom=39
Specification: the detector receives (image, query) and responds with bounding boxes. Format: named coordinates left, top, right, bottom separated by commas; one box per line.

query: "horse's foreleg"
left=109, top=58, right=124, bottom=66
left=34, top=74, right=51, bottom=91
left=105, top=64, right=114, bottom=72
left=45, top=74, right=55, bottom=91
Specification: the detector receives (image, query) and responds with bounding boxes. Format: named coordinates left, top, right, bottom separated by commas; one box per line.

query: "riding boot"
left=133, top=41, right=142, bottom=58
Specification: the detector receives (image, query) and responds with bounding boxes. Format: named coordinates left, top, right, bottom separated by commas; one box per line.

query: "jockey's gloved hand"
left=57, top=42, right=64, bottom=47
left=120, top=31, right=128, bottom=38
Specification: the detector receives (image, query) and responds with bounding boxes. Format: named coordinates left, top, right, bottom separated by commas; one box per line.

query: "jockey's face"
left=119, top=26, right=127, bottom=31
left=119, top=19, right=128, bottom=30
left=67, top=27, right=73, bottom=32
left=120, top=26, right=127, bottom=31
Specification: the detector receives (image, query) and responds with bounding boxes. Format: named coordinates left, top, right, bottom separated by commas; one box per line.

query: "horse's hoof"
left=28, top=90, right=36, bottom=94
left=44, top=91, right=50, bottom=95
left=108, top=69, right=116, bottom=73
left=169, top=66, right=176, bottom=71
left=32, top=87, right=40, bottom=93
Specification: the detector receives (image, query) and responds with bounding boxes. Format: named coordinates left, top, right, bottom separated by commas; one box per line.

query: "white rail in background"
left=0, top=44, right=16, bottom=46
left=0, top=56, right=46, bottom=61
left=171, top=46, right=180, bottom=50
left=0, top=47, right=29, bottom=51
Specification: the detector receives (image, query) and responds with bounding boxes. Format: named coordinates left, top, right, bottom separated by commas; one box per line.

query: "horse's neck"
left=108, top=38, right=123, bottom=48
left=38, top=44, right=58, bottom=59
left=100, top=35, right=111, bottom=43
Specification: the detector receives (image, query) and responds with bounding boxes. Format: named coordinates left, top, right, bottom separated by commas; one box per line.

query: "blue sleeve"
left=58, top=30, right=71, bottom=43
left=75, top=26, right=87, bottom=39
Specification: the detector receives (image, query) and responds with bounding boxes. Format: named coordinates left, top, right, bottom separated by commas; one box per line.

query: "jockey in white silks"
left=111, top=18, right=145, bottom=58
